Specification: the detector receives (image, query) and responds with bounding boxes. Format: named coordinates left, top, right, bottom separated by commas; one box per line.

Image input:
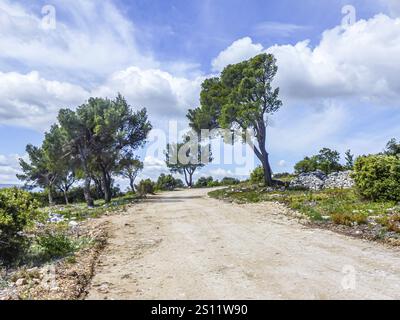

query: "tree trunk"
left=129, top=179, right=135, bottom=193
left=256, top=120, right=274, bottom=187
left=83, top=176, right=94, bottom=207
left=183, top=169, right=190, bottom=187
left=48, top=188, right=54, bottom=206
left=188, top=171, right=193, bottom=188
left=101, top=169, right=112, bottom=203
left=63, top=190, right=69, bottom=205
left=261, top=153, right=274, bottom=186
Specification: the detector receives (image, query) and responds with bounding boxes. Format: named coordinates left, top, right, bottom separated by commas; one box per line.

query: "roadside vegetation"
left=0, top=187, right=140, bottom=299
left=210, top=139, right=400, bottom=243
left=1, top=93, right=153, bottom=298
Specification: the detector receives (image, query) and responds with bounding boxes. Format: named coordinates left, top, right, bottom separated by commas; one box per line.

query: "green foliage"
left=57, top=94, right=152, bottom=205
left=353, top=155, right=400, bottom=201
left=273, top=172, right=295, bottom=182
left=188, top=53, right=283, bottom=185
left=209, top=187, right=398, bottom=230
left=195, top=176, right=214, bottom=188
left=166, top=134, right=211, bottom=187
left=118, top=155, right=143, bottom=192
left=295, top=148, right=344, bottom=174
left=156, top=174, right=181, bottom=191
left=344, top=150, right=355, bottom=170
left=0, top=188, right=39, bottom=265
left=294, top=157, right=318, bottom=174
left=384, top=138, right=400, bottom=157
left=250, top=166, right=265, bottom=184
left=36, top=232, right=76, bottom=259
left=194, top=176, right=240, bottom=188
left=220, top=177, right=240, bottom=186
left=136, top=179, right=155, bottom=196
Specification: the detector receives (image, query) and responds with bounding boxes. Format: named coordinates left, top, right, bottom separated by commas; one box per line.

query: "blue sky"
left=0, top=0, right=399, bottom=186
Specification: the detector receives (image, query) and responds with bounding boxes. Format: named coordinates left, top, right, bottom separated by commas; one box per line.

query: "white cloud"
left=212, top=15, right=400, bottom=103
left=0, top=70, right=89, bottom=130
left=269, top=14, right=400, bottom=102
left=94, top=67, right=203, bottom=119
left=0, top=0, right=155, bottom=81
left=278, top=160, right=287, bottom=167
left=0, top=153, right=24, bottom=185
left=269, top=102, right=350, bottom=154
left=211, top=37, right=263, bottom=72
left=136, top=155, right=169, bottom=181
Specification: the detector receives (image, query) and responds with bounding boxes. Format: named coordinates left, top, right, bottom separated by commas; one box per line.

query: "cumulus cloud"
left=212, top=15, right=400, bottom=103
left=278, top=160, right=287, bottom=167
left=269, top=102, right=350, bottom=154
left=0, top=0, right=155, bottom=81
left=211, top=37, right=263, bottom=72
left=0, top=1, right=204, bottom=131
left=270, top=14, right=400, bottom=102
left=0, top=153, right=24, bottom=185
left=94, top=67, right=203, bottom=119
left=0, top=71, right=89, bottom=129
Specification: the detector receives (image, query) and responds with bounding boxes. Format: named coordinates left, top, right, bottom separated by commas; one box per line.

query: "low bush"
left=136, top=179, right=155, bottom=196
left=353, top=155, right=400, bottom=201
left=195, top=176, right=214, bottom=188
left=36, top=232, right=76, bottom=259
left=330, top=212, right=368, bottom=226
left=250, top=166, right=264, bottom=184
left=220, top=177, right=240, bottom=186
left=0, top=188, right=39, bottom=265
left=156, top=174, right=181, bottom=191
left=294, top=148, right=344, bottom=174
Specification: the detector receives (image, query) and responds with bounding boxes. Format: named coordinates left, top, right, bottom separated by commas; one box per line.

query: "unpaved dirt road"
left=86, top=188, right=400, bottom=300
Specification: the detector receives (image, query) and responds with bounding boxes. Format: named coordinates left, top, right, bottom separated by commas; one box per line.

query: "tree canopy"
left=18, top=94, right=151, bottom=207
left=187, top=53, right=282, bottom=186
left=294, top=148, right=345, bottom=175
left=166, top=134, right=211, bottom=187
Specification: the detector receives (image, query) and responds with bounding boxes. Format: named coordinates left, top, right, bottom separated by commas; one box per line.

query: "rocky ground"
left=0, top=219, right=109, bottom=300
left=290, top=170, right=354, bottom=190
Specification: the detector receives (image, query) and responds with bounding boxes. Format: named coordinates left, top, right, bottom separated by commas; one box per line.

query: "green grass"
left=19, top=194, right=140, bottom=266
left=39, top=193, right=140, bottom=222
left=209, top=186, right=400, bottom=230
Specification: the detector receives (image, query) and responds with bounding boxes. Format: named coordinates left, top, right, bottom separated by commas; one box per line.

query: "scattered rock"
left=289, top=170, right=355, bottom=190
left=15, top=278, right=27, bottom=287
left=324, top=171, right=355, bottom=189
left=289, top=170, right=326, bottom=190
left=48, top=213, right=65, bottom=223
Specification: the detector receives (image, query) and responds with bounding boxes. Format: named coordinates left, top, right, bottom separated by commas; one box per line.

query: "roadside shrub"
left=250, top=166, right=264, bottom=184
left=331, top=212, right=368, bottom=226
left=136, top=179, right=155, bottom=196
left=220, top=177, right=240, bottom=186
left=195, top=176, right=214, bottom=188
left=353, top=155, right=400, bottom=201
left=36, top=232, right=75, bottom=259
left=0, top=188, right=39, bottom=265
left=273, top=172, right=295, bottom=182
left=294, top=148, right=344, bottom=174
left=174, top=179, right=185, bottom=188
left=156, top=174, right=180, bottom=191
